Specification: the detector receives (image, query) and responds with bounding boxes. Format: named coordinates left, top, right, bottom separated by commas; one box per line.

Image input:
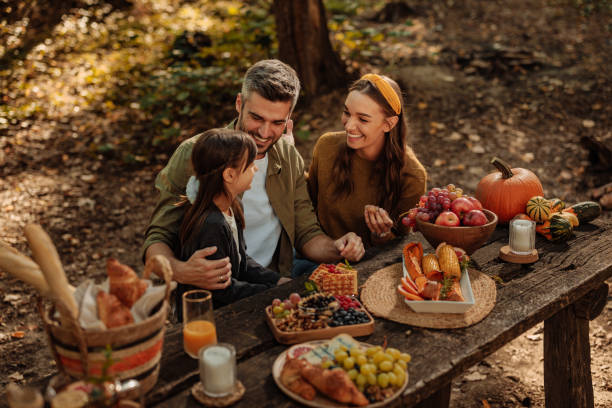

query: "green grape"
left=355, top=355, right=368, bottom=366
left=366, top=346, right=381, bottom=356
left=347, top=368, right=358, bottom=380
left=366, top=372, right=377, bottom=386
left=321, top=359, right=332, bottom=369
left=359, top=364, right=370, bottom=375
left=379, top=360, right=393, bottom=372
left=272, top=305, right=284, bottom=315
left=372, top=351, right=386, bottom=364
left=383, top=352, right=394, bottom=362
left=339, top=345, right=348, bottom=352
left=395, top=360, right=407, bottom=370
left=356, top=374, right=367, bottom=386
left=395, top=368, right=406, bottom=385
left=343, top=357, right=355, bottom=370
left=387, top=347, right=401, bottom=360
left=393, top=365, right=405, bottom=377
left=399, top=352, right=412, bottom=363
left=366, top=363, right=377, bottom=375
left=377, top=372, right=390, bottom=388
left=349, top=347, right=364, bottom=357
left=334, top=350, right=348, bottom=364
left=387, top=372, right=398, bottom=386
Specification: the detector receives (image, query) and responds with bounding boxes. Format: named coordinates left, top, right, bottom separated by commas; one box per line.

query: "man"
left=143, top=59, right=364, bottom=289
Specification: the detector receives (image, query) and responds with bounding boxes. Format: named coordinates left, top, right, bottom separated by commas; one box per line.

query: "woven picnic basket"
left=39, top=255, right=173, bottom=399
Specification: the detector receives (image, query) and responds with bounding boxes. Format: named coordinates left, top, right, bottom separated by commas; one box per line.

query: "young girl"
left=176, top=128, right=280, bottom=313
left=307, top=74, right=427, bottom=247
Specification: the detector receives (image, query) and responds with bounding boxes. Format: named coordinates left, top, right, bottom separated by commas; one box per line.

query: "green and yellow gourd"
left=525, top=196, right=552, bottom=223
left=562, top=201, right=602, bottom=224
left=535, top=214, right=573, bottom=242
left=549, top=198, right=565, bottom=213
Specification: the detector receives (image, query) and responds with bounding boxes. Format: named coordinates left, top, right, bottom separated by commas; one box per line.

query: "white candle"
left=199, top=344, right=236, bottom=397
left=510, top=219, right=534, bottom=254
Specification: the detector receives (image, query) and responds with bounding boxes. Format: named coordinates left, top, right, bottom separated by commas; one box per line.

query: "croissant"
left=107, top=258, right=147, bottom=308
left=96, top=291, right=133, bottom=328
left=300, top=360, right=368, bottom=406
left=280, top=358, right=316, bottom=401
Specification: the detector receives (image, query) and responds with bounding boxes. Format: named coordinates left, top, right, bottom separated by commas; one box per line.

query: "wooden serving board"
left=265, top=306, right=375, bottom=345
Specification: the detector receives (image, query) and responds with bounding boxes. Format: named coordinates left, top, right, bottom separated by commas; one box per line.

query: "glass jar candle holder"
left=199, top=343, right=237, bottom=398
left=509, top=218, right=536, bottom=255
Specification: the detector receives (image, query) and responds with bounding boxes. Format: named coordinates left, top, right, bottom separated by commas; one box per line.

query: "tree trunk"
left=273, top=0, right=350, bottom=98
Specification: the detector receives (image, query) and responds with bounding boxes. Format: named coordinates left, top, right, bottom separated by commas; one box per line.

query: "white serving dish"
left=402, top=253, right=475, bottom=314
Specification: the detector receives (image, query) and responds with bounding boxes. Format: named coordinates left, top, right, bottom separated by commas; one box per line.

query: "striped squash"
left=549, top=198, right=565, bottom=213
left=525, top=196, right=552, bottom=223
left=535, top=213, right=573, bottom=242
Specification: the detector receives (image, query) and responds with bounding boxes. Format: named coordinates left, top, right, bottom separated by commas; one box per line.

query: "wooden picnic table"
left=144, top=218, right=611, bottom=408
left=24, top=218, right=612, bottom=408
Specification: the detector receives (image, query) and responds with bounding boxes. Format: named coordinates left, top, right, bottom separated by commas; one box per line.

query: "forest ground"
left=1, top=1, right=611, bottom=407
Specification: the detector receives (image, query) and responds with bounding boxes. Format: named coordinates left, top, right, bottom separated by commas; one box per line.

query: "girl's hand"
left=364, top=205, right=394, bottom=238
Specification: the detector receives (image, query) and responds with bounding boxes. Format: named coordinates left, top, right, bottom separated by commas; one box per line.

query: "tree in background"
left=272, top=0, right=351, bottom=97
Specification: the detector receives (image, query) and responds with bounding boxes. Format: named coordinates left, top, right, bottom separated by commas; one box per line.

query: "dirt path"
left=1, top=0, right=611, bottom=406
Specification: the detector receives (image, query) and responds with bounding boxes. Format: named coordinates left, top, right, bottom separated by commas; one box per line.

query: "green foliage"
left=129, top=2, right=277, bottom=149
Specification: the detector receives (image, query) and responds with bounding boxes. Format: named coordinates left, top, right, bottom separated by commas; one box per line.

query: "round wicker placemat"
left=361, top=263, right=496, bottom=329
left=191, top=381, right=245, bottom=407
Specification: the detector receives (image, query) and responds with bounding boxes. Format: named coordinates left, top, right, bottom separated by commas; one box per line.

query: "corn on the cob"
left=437, top=244, right=461, bottom=279
left=421, top=254, right=440, bottom=275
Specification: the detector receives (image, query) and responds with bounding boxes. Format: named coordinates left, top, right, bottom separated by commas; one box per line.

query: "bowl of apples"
left=402, top=185, right=498, bottom=255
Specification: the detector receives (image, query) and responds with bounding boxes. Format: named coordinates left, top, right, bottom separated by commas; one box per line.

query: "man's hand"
left=364, top=205, right=394, bottom=238
left=173, top=246, right=232, bottom=289
left=334, top=232, right=365, bottom=262
left=281, top=119, right=294, bottom=145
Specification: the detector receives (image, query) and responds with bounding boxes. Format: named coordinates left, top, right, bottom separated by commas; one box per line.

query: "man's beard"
left=237, top=110, right=273, bottom=157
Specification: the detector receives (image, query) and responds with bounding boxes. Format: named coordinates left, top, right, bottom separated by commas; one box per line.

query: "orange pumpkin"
left=475, top=157, right=544, bottom=224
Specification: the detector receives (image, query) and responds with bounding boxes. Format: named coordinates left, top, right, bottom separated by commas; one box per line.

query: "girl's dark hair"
left=331, top=76, right=408, bottom=219
left=179, top=128, right=257, bottom=247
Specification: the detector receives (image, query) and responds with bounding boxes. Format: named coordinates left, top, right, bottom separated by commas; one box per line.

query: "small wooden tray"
left=265, top=305, right=374, bottom=345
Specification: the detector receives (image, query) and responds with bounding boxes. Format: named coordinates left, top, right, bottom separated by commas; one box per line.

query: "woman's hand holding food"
left=364, top=205, right=394, bottom=238
left=334, top=232, right=365, bottom=262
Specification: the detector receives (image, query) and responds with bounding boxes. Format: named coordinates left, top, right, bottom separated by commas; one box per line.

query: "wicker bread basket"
left=40, top=255, right=173, bottom=399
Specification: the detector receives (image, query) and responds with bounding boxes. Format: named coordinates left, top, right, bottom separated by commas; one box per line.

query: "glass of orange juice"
left=182, top=289, right=217, bottom=358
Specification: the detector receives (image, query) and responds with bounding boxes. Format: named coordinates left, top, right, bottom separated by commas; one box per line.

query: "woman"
left=307, top=74, right=427, bottom=247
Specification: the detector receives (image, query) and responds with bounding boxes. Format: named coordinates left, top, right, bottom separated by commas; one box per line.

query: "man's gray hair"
left=241, top=59, right=301, bottom=111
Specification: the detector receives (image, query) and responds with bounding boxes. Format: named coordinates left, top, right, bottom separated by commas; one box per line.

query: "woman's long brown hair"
left=331, top=76, right=408, bottom=219
left=179, top=128, right=257, bottom=247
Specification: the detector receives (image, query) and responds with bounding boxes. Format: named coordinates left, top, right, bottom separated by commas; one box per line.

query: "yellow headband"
left=360, top=74, right=401, bottom=115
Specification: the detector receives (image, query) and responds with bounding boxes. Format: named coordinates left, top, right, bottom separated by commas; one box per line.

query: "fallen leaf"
left=464, top=371, right=487, bottom=381
left=582, top=119, right=595, bottom=128
left=471, top=145, right=485, bottom=154
left=11, top=331, right=25, bottom=339
left=527, top=333, right=542, bottom=341
left=433, top=159, right=446, bottom=167
left=448, top=132, right=462, bottom=141
left=3, top=294, right=21, bottom=303
left=468, top=133, right=481, bottom=142
left=482, top=400, right=491, bottom=408
left=417, top=102, right=428, bottom=110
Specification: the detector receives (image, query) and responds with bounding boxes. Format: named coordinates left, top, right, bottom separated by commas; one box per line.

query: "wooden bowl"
left=416, top=209, right=498, bottom=255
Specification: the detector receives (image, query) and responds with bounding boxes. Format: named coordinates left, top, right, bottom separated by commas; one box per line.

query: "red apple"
left=466, top=196, right=483, bottom=211
left=450, top=197, right=476, bottom=220
left=462, top=209, right=488, bottom=226
left=435, top=211, right=460, bottom=226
